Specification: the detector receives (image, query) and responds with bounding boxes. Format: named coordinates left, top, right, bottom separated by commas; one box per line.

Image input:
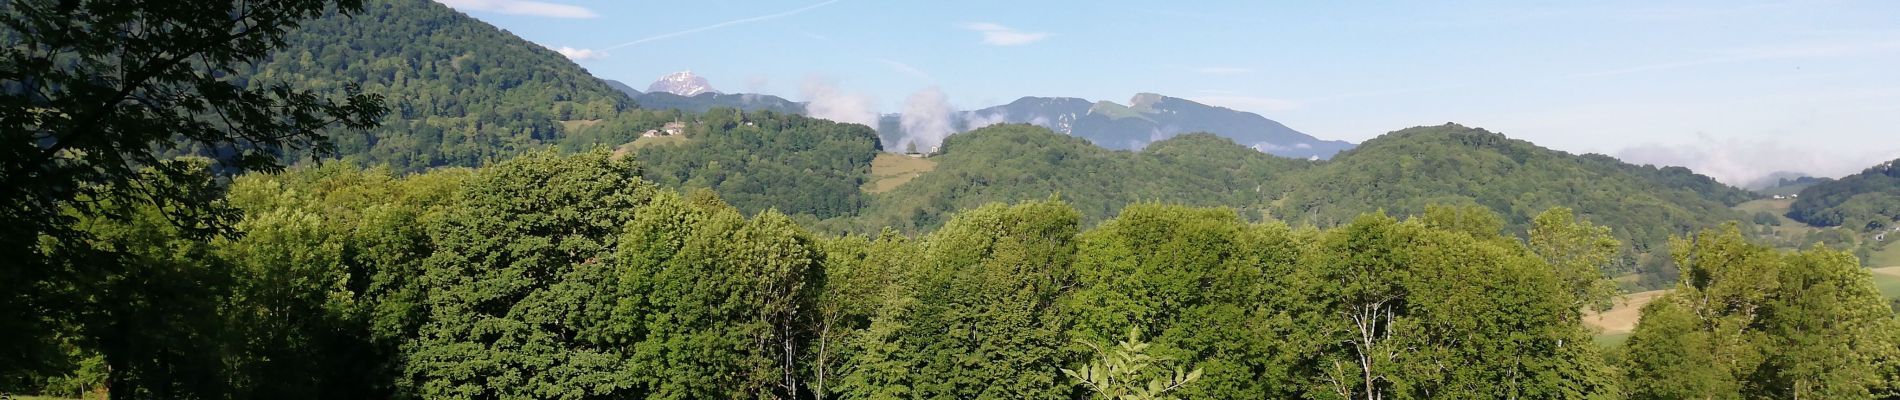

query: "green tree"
left=1062, top=204, right=1299, bottom=398
left=616, top=191, right=825, bottom=398
left=1528, top=207, right=1621, bottom=315
left=0, top=0, right=382, bottom=389
left=843, top=200, right=1082, bottom=399
left=809, top=231, right=913, bottom=399
left=404, top=150, right=655, bottom=398
left=1284, top=213, right=1611, bottom=399
left=61, top=160, right=238, bottom=398
left=1624, top=225, right=1900, bottom=399
left=1063, top=329, right=1204, bottom=400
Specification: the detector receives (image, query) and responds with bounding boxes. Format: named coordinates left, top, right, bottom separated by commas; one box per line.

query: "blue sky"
left=437, top=0, right=1900, bottom=183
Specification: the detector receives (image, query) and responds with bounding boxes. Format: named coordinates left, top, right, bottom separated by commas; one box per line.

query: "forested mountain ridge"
left=837, top=123, right=1761, bottom=288
left=237, top=0, right=631, bottom=171
left=1790, top=158, right=1900, bottom=229
left=225, top=0, right=1764, bottom=286
left=1274, top=124, right=1756, bottom=246
left=627, top=110, right=882, bottom=219
left=847, top=124, right=1315, bottom=232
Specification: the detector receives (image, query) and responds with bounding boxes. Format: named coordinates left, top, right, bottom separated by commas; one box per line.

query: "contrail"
left=602, top=0, right=842, bottom=51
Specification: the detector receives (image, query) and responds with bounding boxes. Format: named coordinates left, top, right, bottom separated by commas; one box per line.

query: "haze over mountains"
left=609, top=71, right=1356, bottom=159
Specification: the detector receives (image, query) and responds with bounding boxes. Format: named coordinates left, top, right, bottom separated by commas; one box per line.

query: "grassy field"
left=1593, top=332, right=1633, bottom=348
left=1871, top=267, right=1900, bottom=300
left=1868, top=241, right=1900, bottom=269
left=1584, top=289, right=1669, bottom=335
left=1584, top=289, right=1670, bottom=348
left=1732, top=199, right=1823, bottom=238
left=862, top=153, right=937, bottom=194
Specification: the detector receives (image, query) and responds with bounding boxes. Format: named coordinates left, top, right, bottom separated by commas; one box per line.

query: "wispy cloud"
left=552, top=46, right=605, bottom=61
left=961, top=22, right=1051, bottom=46
left=436, top=0, right=597, bottom=18
left=877, top=58, right=932, bottom=82
left=1616, top=135, right=1900, bottom=185
left=1570, top=38, right=1900, bottom=79
left=1192, top=66, right=1253, bottom=75
left=603, top=0, right=843, bottom=51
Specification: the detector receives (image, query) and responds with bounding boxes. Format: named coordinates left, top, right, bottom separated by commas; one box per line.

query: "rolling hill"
left=238, top=0, right=632, bottom=171
left=849, top=124, right=1314, bottom=232
left=1274, top=124, right=1755, bottom=248
left=1789, top=158, right=1900, bottom=229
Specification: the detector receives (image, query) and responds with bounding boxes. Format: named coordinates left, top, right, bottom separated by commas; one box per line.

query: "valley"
left=5, top=0, right=1898, bottom=399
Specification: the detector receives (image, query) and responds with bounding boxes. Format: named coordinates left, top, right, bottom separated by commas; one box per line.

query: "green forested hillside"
left=848, top=125, right=1314, bottom=232
left=11, top=1, right=1897, bottom=399
left=835, top=124, right=1760, bottom=289
left=239, top=0, right=630, bottom=171
left=22, top=152, right=1892, bottom=399
left=627, top=110, right=881, bottom=219
left=1275, top=123, right=1754, bottom=249
left=1789, top=158, right=1900, bottom=229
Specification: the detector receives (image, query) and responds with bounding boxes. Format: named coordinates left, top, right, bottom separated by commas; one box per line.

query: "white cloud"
left=1193, top=66, right=1253, bottom=75
left=800, top=77, right=880, bottom=129
left=435, top=0, right=598, bottom=18
left=1614, top=135, right=1900, bottom=186
left=960, top=22, right=1051, bottom=46
left=899, top=87, right=956, bottom=152
left=552, top=46, right=605, bottom=61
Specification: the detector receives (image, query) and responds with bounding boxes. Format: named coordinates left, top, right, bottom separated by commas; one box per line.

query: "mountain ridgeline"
left=846, top=123, right=1758, bottom=286
left=239, top=0, right=631, bottom=171
left=1790, top=158, right=1900, bottom=229
left=229, top=0, right=1768, bottom=275
left=604, top=71, right=1353, bottom=159
left=877, top=94, right=1355, bottom=159
left=1277, top=123, right=1756, bottom=248
left=604, top=78, right=806, bottom=115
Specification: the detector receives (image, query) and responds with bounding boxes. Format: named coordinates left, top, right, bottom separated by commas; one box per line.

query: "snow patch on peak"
left=647, top=71, right=719, bottom=97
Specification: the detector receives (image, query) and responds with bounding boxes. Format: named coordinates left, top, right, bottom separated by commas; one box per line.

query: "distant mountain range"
left=876, top=94, right=1354, bottom=159
left=605, top=77, right=804, bottom=115
left=612, top=72, right=1355, bottom=159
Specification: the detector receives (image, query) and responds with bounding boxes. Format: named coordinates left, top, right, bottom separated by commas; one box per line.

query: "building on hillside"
left=642, top=121, right=689, bottom=138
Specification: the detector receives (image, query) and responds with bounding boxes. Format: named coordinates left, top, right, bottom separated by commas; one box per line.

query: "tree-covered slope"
left=239, top=0, right=631, bottom=171
left=1789, top=158, right=1900, bottom=229
left=629, top=110, right=881, bottom=220
left=851, top=124, right=1315, bottom=232
left=1273, top=123, right=1755, bottom=248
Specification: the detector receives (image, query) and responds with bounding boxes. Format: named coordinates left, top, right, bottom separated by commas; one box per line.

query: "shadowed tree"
left=0, top=0, right=383, bottom=389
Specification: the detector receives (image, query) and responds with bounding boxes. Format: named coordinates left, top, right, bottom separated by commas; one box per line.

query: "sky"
left=436, top=0, right=1900, bottom=185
